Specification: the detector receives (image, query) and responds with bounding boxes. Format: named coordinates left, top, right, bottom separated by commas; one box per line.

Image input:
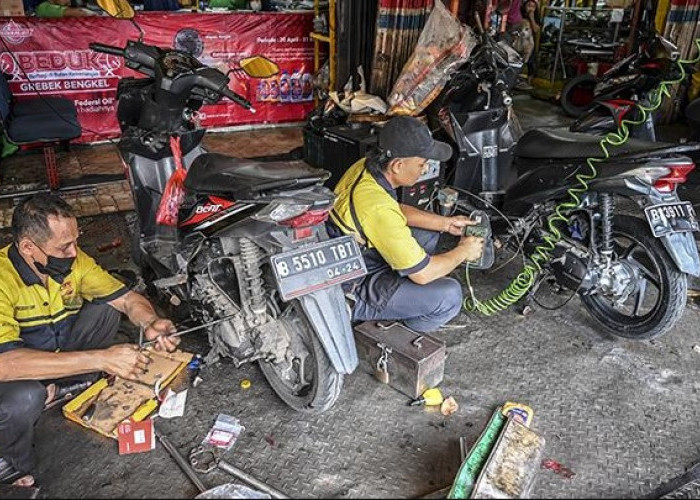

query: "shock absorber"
left=239, top=238, right=267, bottom=319
left=599, top=193, right=615, bottom=259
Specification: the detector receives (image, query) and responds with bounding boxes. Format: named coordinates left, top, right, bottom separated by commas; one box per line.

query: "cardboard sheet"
left=63, top=348, right=193, bottom=438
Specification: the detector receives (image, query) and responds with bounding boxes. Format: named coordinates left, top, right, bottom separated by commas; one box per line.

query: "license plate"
left=644, top=201, right=699, bottom=237
left=270, top=236, right=367, bottom=301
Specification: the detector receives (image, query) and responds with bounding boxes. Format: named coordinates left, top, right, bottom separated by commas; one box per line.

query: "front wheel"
left=259, top=302, right=343, bottom=413
left=580, top=216, right=687, bottom=340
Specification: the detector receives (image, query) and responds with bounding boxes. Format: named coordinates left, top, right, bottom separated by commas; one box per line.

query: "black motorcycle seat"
left=184, top=153, right=329, bottom=197
left=515, top=128, right=677, bottom=160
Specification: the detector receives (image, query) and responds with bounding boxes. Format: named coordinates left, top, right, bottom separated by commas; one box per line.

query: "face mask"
left=32, top=241, right=75, bottom=284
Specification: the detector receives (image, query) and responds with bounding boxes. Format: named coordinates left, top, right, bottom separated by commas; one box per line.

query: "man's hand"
left=101, top=344, right=152, bottom=380
left=444, top=215, right=478, bottom=236
left=144, top=318, right=180, bottom=352
left=459, top=235, right=485, bottom=263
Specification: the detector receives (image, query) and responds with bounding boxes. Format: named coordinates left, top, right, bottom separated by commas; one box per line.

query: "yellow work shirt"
left=0, top=244, right=127, bottom=353
left=329, top=158, right=429, bottom=276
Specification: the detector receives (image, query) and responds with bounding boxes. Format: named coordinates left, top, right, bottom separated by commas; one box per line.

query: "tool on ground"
left=643, top=462, right=700, bottom=499
left=139, top=315, right=236, bottom=349
left=189, top=446, right=289, bottom=499
left=462, top=210, right=494, bottom=271
left=409, top=387, right=444, bottom=407
left=155, top=426, right=208, bottom=494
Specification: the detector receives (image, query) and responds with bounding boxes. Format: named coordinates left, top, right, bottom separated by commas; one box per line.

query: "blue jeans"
left=352, top=229, right=463, bottom=332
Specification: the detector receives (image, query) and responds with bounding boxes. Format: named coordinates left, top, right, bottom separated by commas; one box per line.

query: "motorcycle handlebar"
left=89, top=43, right=125, bottom=57
left=495, top=80, right=512, bottom=106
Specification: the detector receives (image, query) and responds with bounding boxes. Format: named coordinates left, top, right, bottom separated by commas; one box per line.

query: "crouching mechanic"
left=328, top=116, right=485, bottom=332
left=0, top=194, right=180, bottom=487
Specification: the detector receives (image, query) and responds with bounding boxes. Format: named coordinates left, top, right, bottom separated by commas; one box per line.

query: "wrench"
left=155, top=427, right=208, bottom=493
left=189, top=445, right=289, bottom=499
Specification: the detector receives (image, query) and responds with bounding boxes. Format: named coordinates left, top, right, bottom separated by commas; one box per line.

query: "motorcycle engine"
left=187, top=241, right=255, bottom=363
left=549, top=240, right=596, bottom=292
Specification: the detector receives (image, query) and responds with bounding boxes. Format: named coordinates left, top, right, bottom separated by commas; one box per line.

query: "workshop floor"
left=3, top=95, right=700, bottom=499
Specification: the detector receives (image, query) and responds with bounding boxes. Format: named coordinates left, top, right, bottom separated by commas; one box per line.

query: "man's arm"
left=109, top=291, right=179, bottom=351
left=409, top=236, right=484, bottom=285
left=400, top=203, right=453, bottom=232
left=0, top=345, right=151, bottom=382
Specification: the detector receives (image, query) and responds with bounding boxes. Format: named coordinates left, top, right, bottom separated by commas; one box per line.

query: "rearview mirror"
left=239, top=56, right=280, bottom=79
left=96, top=0, right=135, bottom=19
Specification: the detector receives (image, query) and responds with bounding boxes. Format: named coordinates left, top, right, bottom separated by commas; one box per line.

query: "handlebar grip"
left=89, top=43, right=125, bottom=56
left=220, top=88, right=256, bottom=113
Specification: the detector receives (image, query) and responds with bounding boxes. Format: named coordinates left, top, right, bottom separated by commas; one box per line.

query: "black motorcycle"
left=564, top=31, right=681, bottom=142
left=88, top=35, right=365, bottom=413
left=430, top=27, right=700, bottom=340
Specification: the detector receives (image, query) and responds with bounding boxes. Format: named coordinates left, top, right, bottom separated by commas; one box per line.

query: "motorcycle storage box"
left=353, top=321, right=446, bottom=399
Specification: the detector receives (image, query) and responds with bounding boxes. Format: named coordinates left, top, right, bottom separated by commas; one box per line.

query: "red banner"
left=0, top=12, right=317, bottom=143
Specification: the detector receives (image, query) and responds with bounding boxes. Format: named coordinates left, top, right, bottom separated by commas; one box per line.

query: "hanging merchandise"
left=370, top=0, right=434, bottom=99
left=387, top=0, right=477, bottom=116
left=155, top=136, right=187, bottom=227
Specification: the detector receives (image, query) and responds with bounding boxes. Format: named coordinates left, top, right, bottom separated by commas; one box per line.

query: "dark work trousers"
left=0, top=302, right=121, bottom=475
left=352, top=229, right=463, bottom=333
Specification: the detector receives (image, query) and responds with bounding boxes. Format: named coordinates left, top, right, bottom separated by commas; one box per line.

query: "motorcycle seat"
left=184, top=153, right=330, bottom=197
left=515, top=128, right=677, bottom=160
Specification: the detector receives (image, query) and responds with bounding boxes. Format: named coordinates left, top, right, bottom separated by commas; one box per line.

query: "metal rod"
left=141, top=314, right=236, bottom=348
left=217, top=459, right=290, bottom=499
left=459, top=436, right=469, bottom=462
left=155, top=428, right=208, bottom=493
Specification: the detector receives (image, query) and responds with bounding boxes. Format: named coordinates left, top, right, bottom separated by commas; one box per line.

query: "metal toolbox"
left=353, top=321, right=446, bottom=399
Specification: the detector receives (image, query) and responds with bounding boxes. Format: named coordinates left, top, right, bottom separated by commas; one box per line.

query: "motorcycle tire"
left=259, top=302, right=343, bottom=413
left=560, top=73, right=598, bottom=118
left=580, top=215, right=687, bottom=340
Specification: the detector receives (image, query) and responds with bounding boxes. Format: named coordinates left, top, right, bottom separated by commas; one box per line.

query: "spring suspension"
left=599, top=193, right=615, bottom=259
left=240, top=238, right=267, bottom=318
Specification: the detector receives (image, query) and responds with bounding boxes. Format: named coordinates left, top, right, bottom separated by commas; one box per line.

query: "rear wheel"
left=580, top=216, right=687, bottom=340
left=259, top=302, right=343, bottom=413
left=561, top=73, right=598, bottom=117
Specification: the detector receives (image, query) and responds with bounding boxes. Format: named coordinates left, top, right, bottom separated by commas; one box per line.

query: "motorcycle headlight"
left=252, top=201, right=312, bottom=224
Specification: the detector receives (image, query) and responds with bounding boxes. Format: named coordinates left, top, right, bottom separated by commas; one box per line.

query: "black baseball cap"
left=378, top=116, right=452, bottom=162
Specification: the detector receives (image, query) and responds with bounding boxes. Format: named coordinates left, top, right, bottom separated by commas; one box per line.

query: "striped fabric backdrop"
left=370, top=0, right=435, bottom=98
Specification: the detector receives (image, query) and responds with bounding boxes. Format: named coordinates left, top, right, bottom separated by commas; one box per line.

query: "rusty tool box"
left=353, top=321, right=446, bottom=399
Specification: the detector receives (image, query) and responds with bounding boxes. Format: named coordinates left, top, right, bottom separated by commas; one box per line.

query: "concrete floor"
left=3, top=95, right=700, bottom=499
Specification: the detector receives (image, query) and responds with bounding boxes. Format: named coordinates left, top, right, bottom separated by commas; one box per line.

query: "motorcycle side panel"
left=661, top=230, right=700, bottom=276
left=296, top=287, right=358, bottom=375
left=450, top=109, right=518, bottom=194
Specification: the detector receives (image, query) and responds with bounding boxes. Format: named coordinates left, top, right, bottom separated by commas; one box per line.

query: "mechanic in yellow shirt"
left=329, top=116, right=484, bottom=332
left=0, top=194, right=179, bottom=487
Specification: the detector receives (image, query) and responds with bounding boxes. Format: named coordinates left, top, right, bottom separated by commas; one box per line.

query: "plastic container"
left=279, top=71, right=291, bottom=102
left=290, top=70, right=303, bottom=102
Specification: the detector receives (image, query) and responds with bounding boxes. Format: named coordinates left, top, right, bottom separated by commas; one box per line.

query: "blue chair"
left=0, top=72, right=82, bottom=190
